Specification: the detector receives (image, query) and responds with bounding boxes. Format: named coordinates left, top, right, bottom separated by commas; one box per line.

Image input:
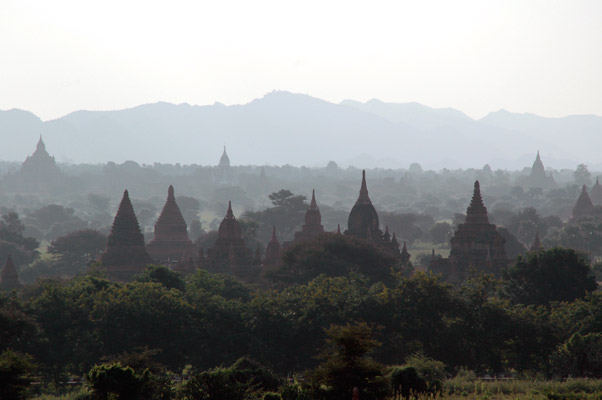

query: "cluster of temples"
left=94, top=170, right=414, bottom=282
left=1, top=143, right=600, bottom=287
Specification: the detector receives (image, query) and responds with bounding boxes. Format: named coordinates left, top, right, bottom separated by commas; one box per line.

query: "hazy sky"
left=1, top=0, right=601, bottom=121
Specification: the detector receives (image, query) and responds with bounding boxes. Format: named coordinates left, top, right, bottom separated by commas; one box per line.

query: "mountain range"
left=1, top=91, right=600, bottom=170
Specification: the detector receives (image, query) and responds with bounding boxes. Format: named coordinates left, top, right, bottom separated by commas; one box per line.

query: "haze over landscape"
left=2, top=91, right=602, bottom=169
left=4, top=1, right=602, bottom=399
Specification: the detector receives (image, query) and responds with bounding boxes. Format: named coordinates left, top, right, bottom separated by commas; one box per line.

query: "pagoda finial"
left=465, top=180, right=490, bottom=225
left=226, top=201, right=234, bottom=219
left=219, top=146, right=231, bottom=167
left=271, top=226, right=277, bottom=241
left=36, top=135, right=46, bottom=153
left=400, top=240, right=410, bottom=265
left=337, top=224, right=341, bottom=234
left=356, top=169, right=371, bottom=204
left=310, top=189, right=317, bottom=208
left=168, top=184, right=174, bottom=198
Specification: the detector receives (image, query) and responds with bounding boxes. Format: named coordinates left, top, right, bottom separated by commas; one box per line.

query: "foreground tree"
left=504, top=247, right=597, bottom=306
left=307, top=322, right=388, bottom=400
left=0, top=349, right=36, bottom=400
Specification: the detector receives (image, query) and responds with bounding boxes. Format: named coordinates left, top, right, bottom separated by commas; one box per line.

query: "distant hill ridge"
left=1, top=91, right=600, bottom=169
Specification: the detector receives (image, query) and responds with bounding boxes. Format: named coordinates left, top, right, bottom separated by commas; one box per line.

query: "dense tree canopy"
left=504, top=247, right=597, bottom=306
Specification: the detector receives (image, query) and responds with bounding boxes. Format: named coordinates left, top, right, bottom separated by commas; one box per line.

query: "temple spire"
left=357, top=170, right=370, bottom=204
left=226, top=201, right=234, bottom=219
left=310, top=189, right=317, bottom=208
left=383, top=225, right=391, bottom=242
left=263, top=226, right=282, bottom=269
left=465, top=180, right=490, bottom=225
left=400, top=241, right=410, bottom=266
left=218, top=146, right=231, bottom=167
left=590, top=177, right=602, bottom=206
left=36, top=135, right=46, bottom=153
left=147, top=185, right=193, bottom=262
left=572, top=184, right=595, bottom=219
left=101, top=189, right=152, bottom=280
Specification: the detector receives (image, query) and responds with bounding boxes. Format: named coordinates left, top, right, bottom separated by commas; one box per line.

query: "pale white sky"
left=1, top=0, right=601, bottom=121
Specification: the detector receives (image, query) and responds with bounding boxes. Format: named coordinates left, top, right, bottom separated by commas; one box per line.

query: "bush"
left=0, top=349, right=36, bottom=400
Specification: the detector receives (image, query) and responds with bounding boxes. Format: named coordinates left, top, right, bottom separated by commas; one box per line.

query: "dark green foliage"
left=306, top=322, right=389, bottom=400
left=390, top=366, right=427, bottom=399
left=0, top=349, right=36, bottom=400
left=504, top=247, right=597, bottom=306
left=552, top=333, right=602, bottom=378
left=0, top=293, right=37, bottom=353
left=135, top=264, right=185, bottom=291
left=179, top=357, right=281, bottom=400
left=429, top=222, right=452, bottom=245
left=0, top=212, right=39, bottom=268
left=47, top=229, right=107, bottom=276
left=269, top=234, right=396, bottom=286
left=243, top=189, right=307, bottom=243
left=87, top=362, right=148, bottom=400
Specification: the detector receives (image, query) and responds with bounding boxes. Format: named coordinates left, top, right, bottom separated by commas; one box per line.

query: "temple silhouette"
left=146, top=185, right=195, bottom=265
left=3, top=137, right=67, bottom=193
left=521, top=151, right=557, bottom=189
left=100, top=190, right=152, bottom=281
left=431, top=181, right=509, bottom=283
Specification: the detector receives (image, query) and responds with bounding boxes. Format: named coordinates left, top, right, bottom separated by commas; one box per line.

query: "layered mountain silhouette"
left=1, top=91, right=600, bottom=169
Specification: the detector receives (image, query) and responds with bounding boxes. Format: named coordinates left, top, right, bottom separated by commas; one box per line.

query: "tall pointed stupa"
left=590, top=177, right=602, bottom=206
left=146, top=185, right=195, bottom=263
left=572, top=185, right=596, bottom=220
left=207, top=201, right=255, bottom=273
left=263, top=227, right=282, bottom=269
left=523, top=151, right=556, bottom=189
left=0, top=255, right=21, bottom=291
left=345, top=170, right=382, bottom=241
left=101, top=190, right=152, bottom=281
left=218, top=146, right=231, bottom=168
left=433, top=181, right=508, bottom=282
left=400, top=241, right=411, bottom=266
left=293, top=189, right=325, bottom=242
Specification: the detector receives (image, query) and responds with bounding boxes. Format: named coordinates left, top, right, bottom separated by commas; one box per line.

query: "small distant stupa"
left=206, top=202, right=256, bottom=277
left=522, top=151, right=556, bottom=189
left=590, top=178, right=602, bottom=206
left=292, top=190, right=325, bottom=243
left=263, top=227, right=282, bottom=269
left=213, top=146, right=235, bottom=184
left=4, top=136, right=65, bottom=193
left=146, top=185, right=196, bottom=266
left=218, top=146, right=231, bottom=168
left=0, top=255, right=21, bottom=291
left=571, top=184, right=597, bottom=220
left=101, top=190, right=152, bottom=281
